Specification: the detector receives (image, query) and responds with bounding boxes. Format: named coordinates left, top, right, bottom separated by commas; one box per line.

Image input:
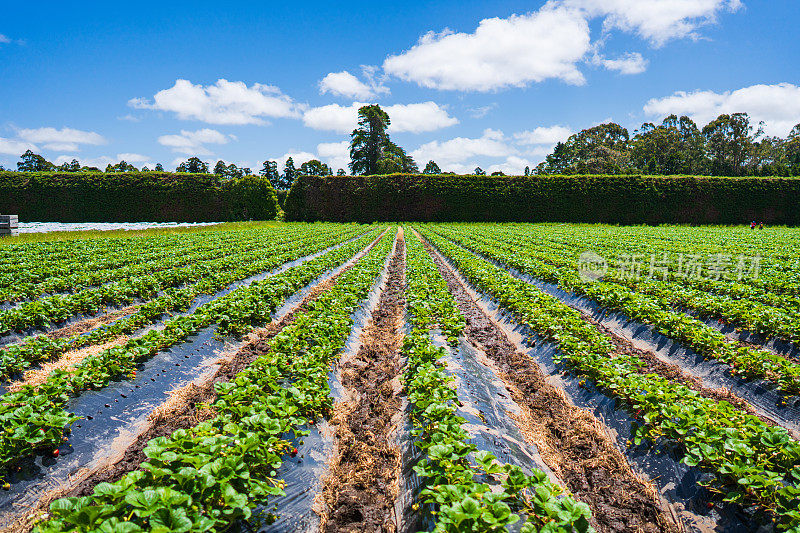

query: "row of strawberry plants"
left=482, top=226, right=800, bottom=342
left=403, top=230, right=593, bottom=532
left=0, top=226, right=340, bottom=335
left=32, top=229, right=397, bottom=532
left=435, top=226, right=800, bottom=396
left=0, top=228, right=382, bottom=482
left=526, top=223, right=800, bottom=297
left=0, top=226, right=363, bottom=380
left=0, top=226, right=286, bottom=302
left=0, top=228, right=253, bottom=289
left=419, top=227, right=800, bottom=530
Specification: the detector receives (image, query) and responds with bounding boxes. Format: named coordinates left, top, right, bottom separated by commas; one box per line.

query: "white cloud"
left=643, top=82, right=800, bottom=136
left=52, top=154, right=153, bottom=167
left=0, top=137, right=37, bottom=156
left=272, top=151, right=318, bottom=170
left=0, top=34, right=10, bottom=44
left=130, top=79, right=300, bottom=125
left=157, top=128, right=233, bottom=155
left=116, top=153, right=151, bottom=163
left=592, top=52, right=648, bottom=74
left=16, top=127, right=106, bottom=152
left=487, top=156, right=533, bottom=175
left=411, top=128, right=516, bottom=172
left=559, top=0, right=742, bottom=47
left=319, top=70, right=389, bottom=100
left=316, top=141, right=350, bottom=171
left=54, top=155, right=116, bottom=168
left=302, top=103, right=362, bottom=134
left=383, top=5, right=590, bottom=91
left=302, top=101, right=457, bottom=134
left=468, top=104, right=497, bottom=119
left=513, top=125, right=573, bottom=145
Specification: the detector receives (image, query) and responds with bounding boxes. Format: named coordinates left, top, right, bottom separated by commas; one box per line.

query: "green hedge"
left=284, top=173, right=800, bottom=224
left=0, top=172, right=280, bottom=222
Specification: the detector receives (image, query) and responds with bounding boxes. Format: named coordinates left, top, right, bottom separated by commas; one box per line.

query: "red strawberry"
left=52, top=449, right=59, bottom=458
left=290, top=447, right=298, bottom=457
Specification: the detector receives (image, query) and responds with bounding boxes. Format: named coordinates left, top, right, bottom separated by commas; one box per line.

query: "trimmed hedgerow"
left=0, top=172, right=280, bottom=222
left=284, top=173, right=800, bottom=225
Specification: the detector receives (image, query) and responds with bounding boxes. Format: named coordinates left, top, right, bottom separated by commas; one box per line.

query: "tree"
left=57, top=159, right=81, bottom=172
left=524, top=166, right=530, bottom=176
left=423, top=160, right=441, bottom=174
left=155, top=163, right=164, bottom=171
left=474, top=167, right=486, bottom=175
left=536, top=123, right=631, bottom=174
left=176, top=157, right=209, bottom=173
left=299, top=159, right=332, bottom=176
left=786, top=124, right=800, bottom=174
left=283, top=157, right=297, bottom=189
left=142, top=166, right=150, bottom=172
left=491, top=171, right=505, bottom=176
left=260, top=160, right=281, bottom=189
left=214, top=160, right=227, bottom=176
left=336, top=168, right=346, bottom=176
left=107, top=160, right=137, bottom=172
left=17, top=150, right=54, bottom=172
left=376, top=141, right=418, bottom=174
left=702, top=113, right=760, bottom=176
left=349, top=104, right=391, bottom=175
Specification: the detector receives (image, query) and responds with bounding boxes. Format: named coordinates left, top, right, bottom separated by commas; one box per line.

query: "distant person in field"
left=759, top=222, right=764, bottom=230
left=751, top=221, right=756, bottom=230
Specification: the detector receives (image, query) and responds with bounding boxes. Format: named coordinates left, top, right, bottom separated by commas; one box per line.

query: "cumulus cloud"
left=16, top=127, right=106, bottom=151
left=382, top=1, right=742, bottom=92
left=383, top=6, right=591, bottom=91
left=513, top=125, right=573, bottom=145
left=157, top=128, right=233, bottom=155
left=643, top=82, right=800, bottom=136
left=0, top=137, right=37, bottom=156
left=411, top=128, right=517, bottom=172
left=592, top=52, right=648, bottom=74
left=487, top=156, right=533, bottom=175
left=130, top=79, right=300, bottom=125
left=52, top=153, right=154, bottom=168
left=303, top=101, right=458, bottom=134
left=271, top=151, right=318, bottom=170
left=559, top=0, right=742, bottom=47
left=316, top=141, right=350, bottom=171
left=319, top=70, right=389, bottom=99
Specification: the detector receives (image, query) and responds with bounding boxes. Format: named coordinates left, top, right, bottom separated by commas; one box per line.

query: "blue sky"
left=1, top=0, right=798, bottom=173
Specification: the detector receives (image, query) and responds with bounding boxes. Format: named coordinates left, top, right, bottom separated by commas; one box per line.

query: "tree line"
left=4, top=109, right=799, bottom=183
left=535, top=113, right=800, bottom=176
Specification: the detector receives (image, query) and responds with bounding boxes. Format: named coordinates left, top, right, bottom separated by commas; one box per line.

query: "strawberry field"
left=0, top=222, right=798, bottom=532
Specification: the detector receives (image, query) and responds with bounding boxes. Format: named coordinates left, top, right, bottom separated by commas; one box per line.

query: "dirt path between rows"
left=321, top=230, right=405, bottom=533
left=4, top=232, right=388, bottom=533
left=47, top=304, right=141, bottom=339
left=419, top=233, right=677, bottom=533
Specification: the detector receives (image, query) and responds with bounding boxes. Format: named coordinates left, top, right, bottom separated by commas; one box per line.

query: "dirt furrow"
left=3, top=233, right=387, bottom=533
left=321, top=231, right=405, bottom=533
left=420, top=233, right=677, bottom=533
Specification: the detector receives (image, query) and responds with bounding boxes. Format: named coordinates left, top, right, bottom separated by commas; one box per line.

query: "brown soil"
left=6, top=337, right=129, bottom=393
left=321, top=231, right=405, bottom=533
left=47, top=304, right=141, bottom=339
left=5, top=231, right=387, bottom=533
left=419, top=233, right=677, bottom=533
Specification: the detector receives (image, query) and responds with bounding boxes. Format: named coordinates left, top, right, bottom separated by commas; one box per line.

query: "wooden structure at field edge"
left=0, top=215, right=18, bottom=236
